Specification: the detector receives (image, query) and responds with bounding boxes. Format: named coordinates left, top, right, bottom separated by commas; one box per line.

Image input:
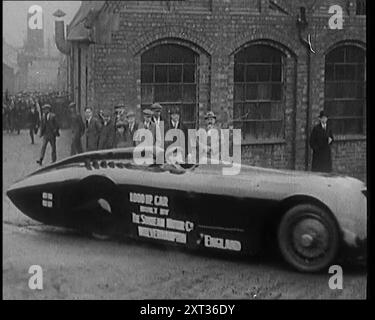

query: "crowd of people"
left=3, top=90, right=334, bottom=172
left=34, top=101, right=221, bottom=166
left=2, top=90, right=71, bottom=134
left=67, top=102, right=200, bottom=158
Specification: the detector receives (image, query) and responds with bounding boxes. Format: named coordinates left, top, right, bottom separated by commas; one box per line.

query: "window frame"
left=141, top=45, right=199, bottom=129
left=233, top=45, right=286, bottom=143
left=324, top=45, right=366, bottom=136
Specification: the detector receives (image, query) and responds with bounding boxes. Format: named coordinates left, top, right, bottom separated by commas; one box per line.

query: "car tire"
left=277, top=203, right=340, bottom=272
left=75, top=178, right=122, bottom=239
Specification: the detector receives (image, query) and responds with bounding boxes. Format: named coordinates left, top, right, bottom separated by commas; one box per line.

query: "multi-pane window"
left=141, top=44, right=198, bottom=128
left=234, top=45, right=284, bottom=142
left=325, top=46, right=366, bottom=135
left=356, top=0, right=366, bottom=15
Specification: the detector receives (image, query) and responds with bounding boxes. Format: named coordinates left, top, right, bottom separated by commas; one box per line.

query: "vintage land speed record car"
left=7, top=147, right=367, bottom=272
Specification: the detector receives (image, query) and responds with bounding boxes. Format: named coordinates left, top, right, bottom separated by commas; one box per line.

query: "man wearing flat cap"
left=124, top=110, right=139, bottom=147
left=114, top=104, right=126, bottom=126
left=26, top=103, right=40, bottom=144
left=165, top=106, right=189, bottom=160
left=309, top=110, right=334, bottom=172
left=84, top=106, right=102, bottom=151
left=135, top=108, right=156, bottom=146
left=69, top=102, right=85, bottom=155
left=195, top=111, right=220, bottom=162
left=151, top=103, right=163, bottom=126
left=37, top=104, right=60, bottom=165
left=98, top=109, right=116, bottom=150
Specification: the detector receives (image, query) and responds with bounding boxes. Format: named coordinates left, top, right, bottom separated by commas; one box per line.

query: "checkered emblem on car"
left=42, top=192, right=53, bottom=208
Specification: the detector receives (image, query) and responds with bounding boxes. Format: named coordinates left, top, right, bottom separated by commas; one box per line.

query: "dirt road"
left=2, top=130, right=366, bottom=299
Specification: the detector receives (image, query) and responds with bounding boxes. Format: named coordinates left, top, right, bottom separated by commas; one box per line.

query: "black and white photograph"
left=3, top=0, right=367, bottom=302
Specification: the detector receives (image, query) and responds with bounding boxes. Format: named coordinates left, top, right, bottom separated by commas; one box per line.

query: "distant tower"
left=25, top=4, right=44, bottom=54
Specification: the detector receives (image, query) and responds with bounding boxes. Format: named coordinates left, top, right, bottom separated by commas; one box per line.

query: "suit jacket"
left=124, top=121, right=139, bottom=147
left=152, top=116, right=163, bottom=126
left=98, top=120, right=116, bottom=150
left=309, top=123, right=334, bottom=172
left=71, top=114, right=85, bottom=139
left=27, top=110, right=40, bottom=129
left=40, top=112, right=59, bottom=138
left=85, top=116, right=102, bottom=151
left=135, top=121, right=156, bottom=146
left=165, top=120, right=189, bottom=156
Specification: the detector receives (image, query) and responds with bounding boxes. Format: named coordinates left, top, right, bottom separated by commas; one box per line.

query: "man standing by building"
left=114, top=104, right=126, bottom=126
left=165, top=106, right=189, bottom=160
left=151, top=103, right=163, bottom=126
left=151, top=103, right=164, bottom=148
left=124, top=110, right=139, bottom=147
left=84, top=107, right=102, bottom=151
left=135, top=109, right=156, bottom=146
left=26, top=104, right=40, bottom=144
left=309, top=110, right=334, bottom=173
left=37, top=104, right=60, bottom=165
left=69, top=102, right=85, bottom=155
left=98, top=109, right=116, bottom=150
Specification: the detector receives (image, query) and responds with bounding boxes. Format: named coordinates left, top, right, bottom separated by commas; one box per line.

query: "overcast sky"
left=3, top=1, right=81, bottom=48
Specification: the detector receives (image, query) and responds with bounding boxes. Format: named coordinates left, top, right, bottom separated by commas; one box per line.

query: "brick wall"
left=69, top=0, right=366, bottom=180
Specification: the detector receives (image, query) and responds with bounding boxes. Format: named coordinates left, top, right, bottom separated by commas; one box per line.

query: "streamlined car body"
left=7, top=147, right=367, bottom=272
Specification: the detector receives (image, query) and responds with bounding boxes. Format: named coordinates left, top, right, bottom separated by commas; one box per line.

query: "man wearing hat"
left=124, top=110, right=139, bottom=147
left=37, top=104, right=60, bottom=165
left=69, top=102, right=85, bottom=155
left=114, top=104, right=127, bottom=126
left=165, top=106, right=189, bottom=159
left=26, top=103, right=40, bottom=144
left=204, top=111, right=218, bottom=131
left=114, top=121, right=128, bottom=148
left=151, top=103, right=163, bottom=126
left=309, top=110, right=334, bottom=172
left=135, top=108, right=156, bottom=146
left=84, top=106, right=102, bottom=151
left=98, top=109, right=116, bottom=150
left=199, top=111, right=220, bottom=162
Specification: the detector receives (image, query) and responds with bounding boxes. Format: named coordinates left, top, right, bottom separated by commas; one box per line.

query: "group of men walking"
left=3, top=90, right=70, bottom=135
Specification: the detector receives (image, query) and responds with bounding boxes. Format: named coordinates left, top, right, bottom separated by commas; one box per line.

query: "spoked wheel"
left=277, top=204, right=340, bottom=272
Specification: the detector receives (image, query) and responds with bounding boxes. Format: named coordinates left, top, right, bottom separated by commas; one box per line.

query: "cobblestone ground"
left=3, top=130, right=366, bottom=300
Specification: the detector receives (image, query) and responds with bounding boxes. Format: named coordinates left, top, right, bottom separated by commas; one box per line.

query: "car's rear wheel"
left=277, top=204, right=340, bottom=272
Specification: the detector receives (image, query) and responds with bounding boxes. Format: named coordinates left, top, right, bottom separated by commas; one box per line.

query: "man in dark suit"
left=26, top=104, right=40, bottom=144
left=114, top=104, right=126, bottom=126
left=135, top=109, right=156, bottom=147
left=124, top=110, right=139, bottom=147
left=37, top=104, right=60, bottom=165
left=84, top=107, right=102, bottom=151
left=69, top=102, right=85, bottom=155
left=98, top=109, right=116, bottom=150
left=151, top=102, right=163, bottom=126
left=309, top=110, right=334, bottom=173
left=165, top=106, right=189, bottom=161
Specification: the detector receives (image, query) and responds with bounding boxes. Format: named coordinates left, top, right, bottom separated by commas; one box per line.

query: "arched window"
left=141, top=44, right=198, bottom=128
left=234, top=44, right=284, bottom=142
left=325, top=45, right=366, bottom=135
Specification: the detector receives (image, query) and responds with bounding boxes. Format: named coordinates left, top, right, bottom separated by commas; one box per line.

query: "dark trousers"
left=29, top=128, right=35, bottom=144
left=40, top=136, right=56, bottom=163
left=71, top=136, right=83, bottom=156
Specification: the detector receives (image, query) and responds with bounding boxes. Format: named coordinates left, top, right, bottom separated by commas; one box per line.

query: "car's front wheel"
left=277, top=204, right=340, bottom=272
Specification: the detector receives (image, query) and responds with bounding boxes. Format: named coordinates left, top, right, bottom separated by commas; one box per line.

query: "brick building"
left=55, top=0, right=366, bottom=179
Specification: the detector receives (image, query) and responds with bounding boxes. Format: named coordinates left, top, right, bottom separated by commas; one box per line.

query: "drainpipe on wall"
left=296, top=7, right=314, bottom=171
